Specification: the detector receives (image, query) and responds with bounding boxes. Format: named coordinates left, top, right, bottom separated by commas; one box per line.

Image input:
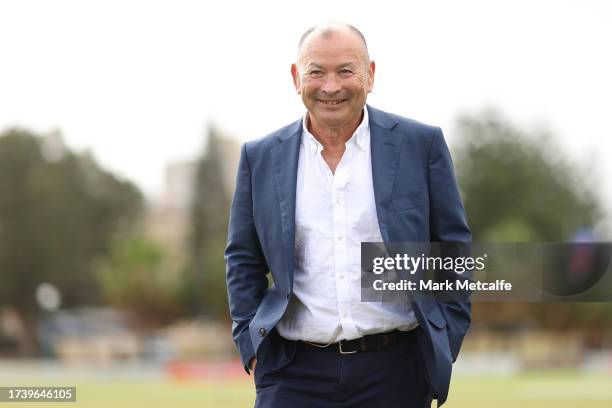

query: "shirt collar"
left=302, top=107, right=370, bottom=156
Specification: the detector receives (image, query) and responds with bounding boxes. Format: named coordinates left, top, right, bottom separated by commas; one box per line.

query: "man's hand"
left=249, top=358, right=257, bottom=371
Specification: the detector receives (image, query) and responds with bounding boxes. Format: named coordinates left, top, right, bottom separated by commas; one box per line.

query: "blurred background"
left=1, top=1, right=611, bottom=407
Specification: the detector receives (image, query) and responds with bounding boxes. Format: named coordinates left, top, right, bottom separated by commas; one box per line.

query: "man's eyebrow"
left=304, top=62, right=357, bottom=71
left=305, top=63, right=324, bottom=70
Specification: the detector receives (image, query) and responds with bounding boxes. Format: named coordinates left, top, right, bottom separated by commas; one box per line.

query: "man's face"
left=292, top=30, right=375, bottom=130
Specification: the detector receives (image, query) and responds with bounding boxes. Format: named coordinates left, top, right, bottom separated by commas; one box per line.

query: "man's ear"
left=291, top=64, right=301, bottom=94
left=367, top=60, right=376, bottom=93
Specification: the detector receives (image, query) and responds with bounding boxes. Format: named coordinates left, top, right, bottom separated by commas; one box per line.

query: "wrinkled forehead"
left=298, top=28, right=369, bottom=69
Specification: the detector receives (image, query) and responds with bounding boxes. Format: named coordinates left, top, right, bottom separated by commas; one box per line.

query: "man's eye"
left=339, top=69, right=354, bottom=77
left=309, top=70, right=324, bottom=77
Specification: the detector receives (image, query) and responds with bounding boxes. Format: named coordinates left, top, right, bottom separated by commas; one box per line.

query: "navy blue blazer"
left=225, top=105, right=471, bottom=406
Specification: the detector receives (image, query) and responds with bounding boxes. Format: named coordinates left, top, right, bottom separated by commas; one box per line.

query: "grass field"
left=2, top=372, right=612, bottom=407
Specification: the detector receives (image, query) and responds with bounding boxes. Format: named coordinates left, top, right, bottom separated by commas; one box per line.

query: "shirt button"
left=337, top=236, right=343, bottom=241
left=259, top=327, right=266, bottom=337
left=339, top=275, right=344, bottom=280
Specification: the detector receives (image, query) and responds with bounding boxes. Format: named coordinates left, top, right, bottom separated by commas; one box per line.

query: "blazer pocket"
left=392, top=192, right=424, bottom=212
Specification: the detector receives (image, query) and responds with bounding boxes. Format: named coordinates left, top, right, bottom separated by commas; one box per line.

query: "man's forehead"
left=302, top=27, right=364, bottom=53
left=300, top=36, right=367, bottom=66
left=296, top=23, right=370, bottom=72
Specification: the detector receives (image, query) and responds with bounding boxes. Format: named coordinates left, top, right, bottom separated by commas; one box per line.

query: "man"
left=225, top=22, right=471, bottom=407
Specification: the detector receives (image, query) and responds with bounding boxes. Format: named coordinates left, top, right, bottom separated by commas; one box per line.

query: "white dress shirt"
left=276, top=107, right=418, bottom=343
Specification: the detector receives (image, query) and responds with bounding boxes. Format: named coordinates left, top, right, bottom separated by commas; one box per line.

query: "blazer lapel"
left=271, top=120, right=302, bottom=288
left=368, top=106, right=428, bottom=315
left=368, top=105, right=401, bottom=243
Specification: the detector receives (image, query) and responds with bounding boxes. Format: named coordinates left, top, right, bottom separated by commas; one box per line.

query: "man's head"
left=292, top=23, right=375, bottom=130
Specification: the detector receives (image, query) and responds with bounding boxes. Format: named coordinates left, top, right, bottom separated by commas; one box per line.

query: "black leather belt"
left=301, top=329, right=415, bottom=354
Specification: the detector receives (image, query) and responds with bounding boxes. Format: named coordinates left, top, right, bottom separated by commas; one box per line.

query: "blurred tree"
left=453, top=109, right=601, bottom=242
left=94, top=235, right=183, bottom=325
left=452, top=110, right=610, bottom=335
left=185, top=127, right=231, bottom=319
left=0, top=128, right=142, bottom=353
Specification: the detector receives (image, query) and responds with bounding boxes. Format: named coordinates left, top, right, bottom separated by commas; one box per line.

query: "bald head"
left=297, top=23, right=370, bottom=69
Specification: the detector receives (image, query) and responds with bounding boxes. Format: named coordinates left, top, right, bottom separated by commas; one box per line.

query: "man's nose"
left=321, top=74, right=341, bottom=95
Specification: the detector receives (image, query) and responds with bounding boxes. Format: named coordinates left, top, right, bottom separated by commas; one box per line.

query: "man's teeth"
left=320, top=100, right=345, bottom=105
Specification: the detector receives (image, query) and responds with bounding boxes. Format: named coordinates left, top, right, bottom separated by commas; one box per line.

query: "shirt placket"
left=329, top=144, right=359, bottom=340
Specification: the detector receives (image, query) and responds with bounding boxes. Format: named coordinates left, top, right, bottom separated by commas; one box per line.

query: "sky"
left=1, top=0, right=610, bottom=231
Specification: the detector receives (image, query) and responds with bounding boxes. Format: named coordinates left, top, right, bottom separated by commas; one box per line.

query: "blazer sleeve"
left=225, top=143, right=270, bottom=373
left=427, top=127, right=472, bottom=362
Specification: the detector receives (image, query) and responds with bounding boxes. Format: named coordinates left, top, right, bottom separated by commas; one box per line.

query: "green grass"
left=451, top=372, right=612, bottom=408
left=2, top=372, right=612, bottom=407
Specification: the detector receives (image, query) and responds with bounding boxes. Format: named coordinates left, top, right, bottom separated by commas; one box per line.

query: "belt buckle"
left=338, top=339, right=357, bottom=354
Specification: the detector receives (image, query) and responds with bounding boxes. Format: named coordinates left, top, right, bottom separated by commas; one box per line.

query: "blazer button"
left=259, top=327, right=266, bottom=337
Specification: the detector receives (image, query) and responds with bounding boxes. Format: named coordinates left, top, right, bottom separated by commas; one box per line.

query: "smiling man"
left=225, top=22, right=471, bottom=407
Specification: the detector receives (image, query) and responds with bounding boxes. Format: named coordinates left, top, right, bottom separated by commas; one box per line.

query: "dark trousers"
left=254, top=330, right=433, bottom=408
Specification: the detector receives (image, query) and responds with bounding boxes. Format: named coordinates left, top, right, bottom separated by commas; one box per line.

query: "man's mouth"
left=318, top=99, right=348, bottom=105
